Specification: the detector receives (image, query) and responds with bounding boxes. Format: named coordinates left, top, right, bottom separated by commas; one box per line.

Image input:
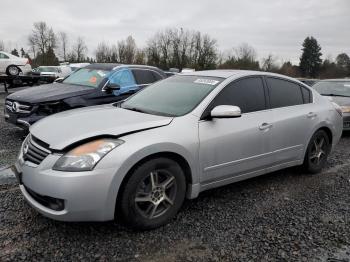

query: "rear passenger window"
left=267, top=78, right=303, bottom=108
left=209, top=77, right=266, bottom=114
left=151, top=71, right=163, bottom=81
left=132, top=69, right=155, bottom=85
left=301, top=86, right=312, bottom=103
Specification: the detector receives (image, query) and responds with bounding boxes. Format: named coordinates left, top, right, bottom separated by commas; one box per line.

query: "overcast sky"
left=1, top=0, right=349, bottom=64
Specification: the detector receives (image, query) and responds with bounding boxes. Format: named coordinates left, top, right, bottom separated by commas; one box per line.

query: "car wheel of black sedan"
left=118, top=158, right=186, bottom=230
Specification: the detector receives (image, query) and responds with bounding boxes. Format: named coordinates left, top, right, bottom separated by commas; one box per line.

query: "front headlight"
left=53, top=139, right=124, bottom=171
left=341, top=106, right=350, bottom=113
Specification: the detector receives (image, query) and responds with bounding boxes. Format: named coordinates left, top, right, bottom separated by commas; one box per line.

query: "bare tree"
left=28, top=21, right=57, bottom=55
left=0, top=40, right=4, bottom=51
left=262, top=54, right=278, bottom=72
left=58, top=32, right=68, bottom=61
left=146, top=28, right=217, bottom=70
left=117, top=35, right=137, bottom=64
left=95, top=41, right=111, bottom=63
left=72, top=37, right=87, bottom=62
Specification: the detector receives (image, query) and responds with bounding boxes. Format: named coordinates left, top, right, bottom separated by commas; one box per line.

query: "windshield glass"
left=63, top=68, right=109, bottom=88
left=122, top=75, right=223, bottom=116
left=313, top=81, right=350, bottom=97
left=36, top=67, right=58, bottom=73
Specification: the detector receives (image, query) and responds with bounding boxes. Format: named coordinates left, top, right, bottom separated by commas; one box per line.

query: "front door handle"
left=259, top=122, right=273, bottom=130
left=307, top=112, right=317, bottom=118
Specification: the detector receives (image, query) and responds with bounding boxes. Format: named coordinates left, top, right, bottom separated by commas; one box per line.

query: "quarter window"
left=206, top=77, right=266, bottom=115
left=267, top=77, right=304, bottom=108
left=0, top=53, right=9, bottom=59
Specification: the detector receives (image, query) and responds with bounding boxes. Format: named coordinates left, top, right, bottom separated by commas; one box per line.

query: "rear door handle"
left=259, top=122, right=273, bottom=130
left=307, top=112, right=317, bottom=118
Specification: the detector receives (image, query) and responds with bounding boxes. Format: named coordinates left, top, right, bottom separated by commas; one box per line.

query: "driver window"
left=204, top=77, right=266, bottom=117
left=109, top=69, right=136, bottom=95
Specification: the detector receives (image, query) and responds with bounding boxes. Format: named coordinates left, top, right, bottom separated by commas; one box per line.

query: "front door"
left=199, top=76, right=273, bottom=183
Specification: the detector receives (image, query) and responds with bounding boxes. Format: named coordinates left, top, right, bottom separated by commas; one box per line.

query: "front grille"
left=23, top=135, right=51, bottom=165
left=6, top=99, right=32, bottom=114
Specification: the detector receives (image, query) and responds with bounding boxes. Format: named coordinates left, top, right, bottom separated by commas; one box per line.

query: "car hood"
left=30, top=105, right=173, bottom=150
left=323, top=95, right=350, bottom=106
left=6, top=83, right=95, bottom=103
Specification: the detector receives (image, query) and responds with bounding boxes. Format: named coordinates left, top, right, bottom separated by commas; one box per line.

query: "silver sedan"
left=14, top=70, right=343, bottom=229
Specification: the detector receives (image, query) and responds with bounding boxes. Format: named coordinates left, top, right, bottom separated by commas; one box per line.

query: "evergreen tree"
left=299, top=36, right=322, bottom=78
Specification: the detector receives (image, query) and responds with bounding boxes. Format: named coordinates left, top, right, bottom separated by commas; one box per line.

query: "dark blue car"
left=4, top=63, right=166, bottom=129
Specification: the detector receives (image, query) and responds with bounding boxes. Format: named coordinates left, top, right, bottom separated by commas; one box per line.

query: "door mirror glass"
left=210, top=105, right=241, bottom=118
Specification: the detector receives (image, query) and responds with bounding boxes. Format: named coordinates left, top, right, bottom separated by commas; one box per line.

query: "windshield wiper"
left=123, top=106, right=149, bottom=114
left=321, top=93, right=350, bottom=98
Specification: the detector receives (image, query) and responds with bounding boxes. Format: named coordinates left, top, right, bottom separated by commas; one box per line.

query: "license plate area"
left=344, top=122, right=350, bottom=128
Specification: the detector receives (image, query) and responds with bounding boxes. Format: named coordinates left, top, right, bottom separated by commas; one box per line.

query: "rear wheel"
left=303, top=130, right=331, bottom=173
left=6, top=65, right=20, bottom=76
left=118, top=158, right=186, bottom=230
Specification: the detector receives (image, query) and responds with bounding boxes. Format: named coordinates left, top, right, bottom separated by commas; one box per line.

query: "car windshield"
left=313, top=81, right=350, bottom=97
left=36, top=67, right=58, bottom=73
left=121, top=75, right=223, bottom=117
left=62, top=68, right=109, bottom=88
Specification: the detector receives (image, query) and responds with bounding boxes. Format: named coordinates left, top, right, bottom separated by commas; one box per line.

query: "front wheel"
left=6, top=65, right=20, bottom=76
left=303, top=130, right=331, bottom=173
left=118, top=158, right=186, bottom=230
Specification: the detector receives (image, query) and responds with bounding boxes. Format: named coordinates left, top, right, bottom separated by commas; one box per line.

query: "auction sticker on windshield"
left=194, top=79, right=220, bottom=85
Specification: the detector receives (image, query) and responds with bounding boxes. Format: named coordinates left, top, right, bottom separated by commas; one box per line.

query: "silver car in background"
left=13, top=70, right=343, bottom=229
left=312, top=79, right=350, bottom=130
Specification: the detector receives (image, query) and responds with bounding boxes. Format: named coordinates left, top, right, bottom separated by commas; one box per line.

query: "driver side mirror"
left=104, top=82, right=120, bottom=93
left=210, top=105, right=241, bottom=118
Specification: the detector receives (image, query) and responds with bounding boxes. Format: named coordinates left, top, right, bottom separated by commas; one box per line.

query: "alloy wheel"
left=309, top=136, right=327, bottom=166
left=8, top=66, right=19, bottom=76
left=134, top=170, right=177, bottom=219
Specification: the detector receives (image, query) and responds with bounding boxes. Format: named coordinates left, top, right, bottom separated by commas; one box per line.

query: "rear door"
left=199, top=76, right=274, bottom=183
left=131, top=69, right=163, bottom=89
left=265, top=77, right=315, bottom=166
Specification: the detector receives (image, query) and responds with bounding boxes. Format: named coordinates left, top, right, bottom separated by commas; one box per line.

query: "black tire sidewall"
left=119, top=158, right=186, bottom=230
left=304, top=130, right=330, bottom=174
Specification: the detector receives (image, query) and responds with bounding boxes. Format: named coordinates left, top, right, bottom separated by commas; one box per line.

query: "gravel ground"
left=1, top=88, right=350, bottom=261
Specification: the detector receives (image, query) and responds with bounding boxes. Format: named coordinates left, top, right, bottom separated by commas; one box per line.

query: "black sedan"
left=4, top=63, right=166, bottom=129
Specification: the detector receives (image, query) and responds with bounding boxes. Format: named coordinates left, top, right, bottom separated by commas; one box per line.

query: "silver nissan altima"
left=13, top=70, right=342, bottom=229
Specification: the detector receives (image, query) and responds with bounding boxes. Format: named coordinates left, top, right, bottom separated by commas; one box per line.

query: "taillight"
left=332, top=102, right=343, bottom=117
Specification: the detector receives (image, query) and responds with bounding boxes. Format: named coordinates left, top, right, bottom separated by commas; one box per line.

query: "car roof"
left=319, top=78, right=350, bottom=82
left=180, top=69, right=296, bottom=80
left=85, top=63, right=164, bottom=72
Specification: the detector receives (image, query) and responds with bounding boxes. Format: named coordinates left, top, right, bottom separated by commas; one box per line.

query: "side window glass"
left=209, top=77, right=266, bottom=114
left=132, top=69, right=156, bottom=85
left=301, top=86, right=312, bottom=103
left=109, top=69, right=136, bottom=95
left=0, top=53, right=9, bottom=59
left=267, top=78, right=303, bottom=108
left=152, top=71, right=163, bottom=81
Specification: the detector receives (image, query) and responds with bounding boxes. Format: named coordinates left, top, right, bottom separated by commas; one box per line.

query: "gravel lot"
left=1, top=86, right=350, bottom=261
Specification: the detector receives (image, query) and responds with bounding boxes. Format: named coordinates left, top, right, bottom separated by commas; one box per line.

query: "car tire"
left=118, top=157, right=186, bottom=230
left=6, top=65, right=20, bottom=76
left=303, top=130, right=331, bottom=174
